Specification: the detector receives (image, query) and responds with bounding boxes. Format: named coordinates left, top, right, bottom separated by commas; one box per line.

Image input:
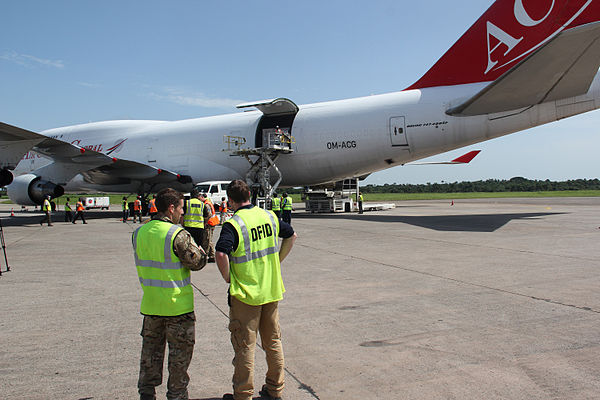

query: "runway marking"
left=297, top=242, right=600, bottom=315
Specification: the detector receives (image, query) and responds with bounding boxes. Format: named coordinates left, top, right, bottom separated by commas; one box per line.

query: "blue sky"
left=1, top=1, right=598, bottom=184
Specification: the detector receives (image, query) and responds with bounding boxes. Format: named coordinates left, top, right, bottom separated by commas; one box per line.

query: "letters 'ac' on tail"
left=406, top=0, right=600, bottom=116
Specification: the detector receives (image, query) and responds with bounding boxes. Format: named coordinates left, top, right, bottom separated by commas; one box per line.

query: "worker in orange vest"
left=72, top=198, right=87, bottom=224
left=219, top=197, right=228, bottom=225
left=200, top=193, right=219, bottom=262
left=148, top=195, right=158, bottom=220
left=133, top=196, right=143, bottom=223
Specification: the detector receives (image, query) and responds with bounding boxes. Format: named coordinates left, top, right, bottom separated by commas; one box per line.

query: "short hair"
left=190, top=189, right=200, bottom=198
left=156, top=188, right=184, bottom=212
left=227, top=180, right=250, bottom=203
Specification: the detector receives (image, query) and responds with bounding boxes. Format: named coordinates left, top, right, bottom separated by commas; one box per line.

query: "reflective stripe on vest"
left=226, top=207, right=283, bottom=305
left=76, top=202, right=84, bottom=211
left=133, top=220, right=193, bottom=316
left=271, top=197, right=280, bottom=211
left=183, top=198, right=204, bottom=228
left=43, top=199, right=51, bottom=212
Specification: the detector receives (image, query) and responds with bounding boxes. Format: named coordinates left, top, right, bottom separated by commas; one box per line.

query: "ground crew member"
left=133, top=196, right=143, bottom=223
left=148, top=195, right=158, bottom=220
left=219, top=197, right=228, bottom=225
left=216, top=180, right=297, bottom=400
left=183, top=189, right=204, bottom=248
left=133, top=187, right=208, bottom=400
left=64, top=197, right=73, bottom=222
left=281, top=192, right=293, bottom=225
left=72, top=198, right=87, bottom=224
left=122, top=196, right=130, bottom=223
left=271, top=192, right=281, bottom=219
left=200, top=193, right=218, bottom=263
left=358, top=192, right=364, bottom=214
left=40, top=195, right=53, bottom=226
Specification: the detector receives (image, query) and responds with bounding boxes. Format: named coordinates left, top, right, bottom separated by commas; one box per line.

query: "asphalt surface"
left=0, top=198, right=599, bottom=400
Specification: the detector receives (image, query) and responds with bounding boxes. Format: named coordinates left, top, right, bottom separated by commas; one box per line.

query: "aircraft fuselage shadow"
left=293, top=211, right=565, bottom=232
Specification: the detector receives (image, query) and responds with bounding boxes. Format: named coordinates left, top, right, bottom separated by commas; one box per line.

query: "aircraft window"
left=398, top=128, right=403, bottom=134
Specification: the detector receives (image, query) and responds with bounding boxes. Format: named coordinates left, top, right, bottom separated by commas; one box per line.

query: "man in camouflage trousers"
left=133, top=188, right=208, bottom=400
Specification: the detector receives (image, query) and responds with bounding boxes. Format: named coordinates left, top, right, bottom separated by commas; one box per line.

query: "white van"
left=193, top=181, right=229, bottom=206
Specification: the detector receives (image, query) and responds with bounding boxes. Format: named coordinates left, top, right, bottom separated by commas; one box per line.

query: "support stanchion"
left=0, top=218, right=10, bottom=276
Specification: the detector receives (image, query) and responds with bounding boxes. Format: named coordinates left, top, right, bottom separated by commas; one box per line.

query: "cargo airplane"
left=2, top=0, right=600, bottom=205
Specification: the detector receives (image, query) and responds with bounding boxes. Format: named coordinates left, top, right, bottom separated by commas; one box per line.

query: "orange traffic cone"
left=10, top=208, right=14, bottom=216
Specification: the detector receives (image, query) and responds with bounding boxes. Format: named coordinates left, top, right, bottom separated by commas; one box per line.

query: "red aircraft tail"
left=407, top=0, right=600, bottom=90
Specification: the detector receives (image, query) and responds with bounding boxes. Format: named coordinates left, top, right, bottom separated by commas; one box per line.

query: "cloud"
left=148, top=87, right=245, bottom=109
left=0, top=51, right=64, bottom=69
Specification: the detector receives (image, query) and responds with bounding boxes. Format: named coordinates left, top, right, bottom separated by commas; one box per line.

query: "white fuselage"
left=16, top=75, right=600, bottom=192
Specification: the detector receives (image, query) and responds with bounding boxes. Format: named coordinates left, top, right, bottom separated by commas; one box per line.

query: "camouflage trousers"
left=201, top=227, right=215, bottom=259
left=228, top=297, right=284, bottom=400
left=138, top=312, right=196, bottom=400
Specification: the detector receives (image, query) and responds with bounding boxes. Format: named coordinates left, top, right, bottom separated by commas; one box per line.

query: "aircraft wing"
left=1, top=121, right=186, bottom=187
left=447, top=22, right=600, bottom=116
left=80, top=159, right=187, bottom=186
left=0, top=122, right=47, bottom=169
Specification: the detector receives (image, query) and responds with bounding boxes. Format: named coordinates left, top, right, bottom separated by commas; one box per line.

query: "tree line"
left=359, top=177, right=600, bottom=193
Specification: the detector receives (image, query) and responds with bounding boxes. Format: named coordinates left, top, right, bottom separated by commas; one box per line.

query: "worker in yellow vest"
left=183, top=189, right=204, bottom=248
left=358, top=192, right=364, bottom=214
left=40, top=195, right=53, bottom=226
left=281, top=192, right=293, bottom=225
left=122, top=196, right=129, bottom=223
left=133, top=187, right=207, bottom=400
left=148, top=195, right=158, bottom=219
left=270, top=191, right=281, bottom=219
left=64, top=197, right=73, bottom=222
left=200, top=193, right=219, bottom=263
left=72, top=198, right=87, bottom=224
left=216, top=180, right=297, bottom=400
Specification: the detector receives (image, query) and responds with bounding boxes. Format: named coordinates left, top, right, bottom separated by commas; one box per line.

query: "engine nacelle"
left=6, top=174, right=65, bottom=205
left=0, top=168, right=14, bottom=187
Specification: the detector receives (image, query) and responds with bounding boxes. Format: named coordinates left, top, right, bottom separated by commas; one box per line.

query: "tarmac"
left=0, top=197, right=599, bottom=400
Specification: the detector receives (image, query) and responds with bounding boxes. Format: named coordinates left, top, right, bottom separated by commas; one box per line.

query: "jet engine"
left=0, top=168, right=14, bottom=187
left=6, top=174, right=65, bottom=205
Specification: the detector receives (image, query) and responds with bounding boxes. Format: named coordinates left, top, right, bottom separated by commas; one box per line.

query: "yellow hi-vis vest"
left=133, top=220, right=193, bottom=316
left=271, top=197, right=281, bottom=211
left=183, top=198, right=204, bottom=228
left=226, top=207, right=283, bottom=305
left=65, top=202, right=72, bottom=211
left=282, top=196, right=293, bottom=210
left=43, top=199, right=51, bottom=212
